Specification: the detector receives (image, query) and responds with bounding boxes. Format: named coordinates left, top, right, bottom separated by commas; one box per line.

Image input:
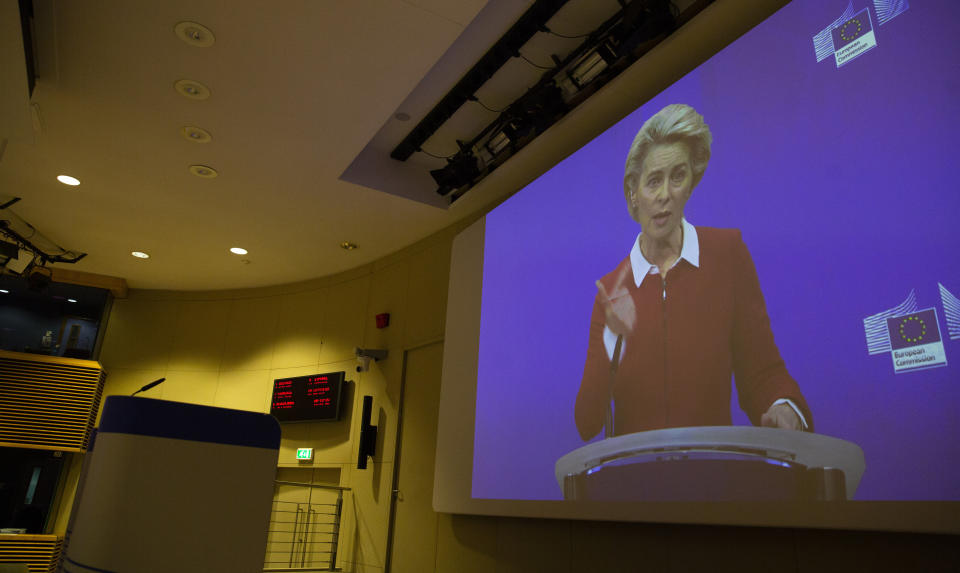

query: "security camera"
left=355, top=347, right=388, bottom=372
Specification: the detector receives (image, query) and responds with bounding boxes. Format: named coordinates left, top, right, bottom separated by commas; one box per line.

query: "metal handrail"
left=273, top=481, right=351, bottom=491
left=265, top=480, right=350, bottom=572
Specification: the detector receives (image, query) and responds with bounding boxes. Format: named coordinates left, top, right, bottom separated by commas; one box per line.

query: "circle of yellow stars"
left=840, top=18, right=863, bottom=42
left=899, top=315, right=927, bottom=343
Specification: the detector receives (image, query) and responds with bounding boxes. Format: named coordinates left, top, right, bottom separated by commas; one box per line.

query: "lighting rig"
left=0, top=196, right=87, bottom=290
left=392, top=0, right=707, bottom=202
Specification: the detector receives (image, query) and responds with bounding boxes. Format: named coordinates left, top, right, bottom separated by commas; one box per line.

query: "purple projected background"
left=472, top=0, right=960, bottom=501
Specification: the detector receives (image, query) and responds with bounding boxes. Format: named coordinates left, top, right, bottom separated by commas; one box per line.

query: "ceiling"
left=0, top=0, right=632, bottom=291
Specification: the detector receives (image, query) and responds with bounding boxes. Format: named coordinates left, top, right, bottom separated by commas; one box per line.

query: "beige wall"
left=94, top=226, right=453, bottom=573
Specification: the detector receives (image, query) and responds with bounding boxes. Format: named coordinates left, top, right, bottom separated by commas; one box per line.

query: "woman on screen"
left=574, top=103, right=813, bottom=440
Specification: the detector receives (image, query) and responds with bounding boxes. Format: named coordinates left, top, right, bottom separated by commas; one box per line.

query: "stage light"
left=431, top=152, right=481, bottom=196
left=484, top=131, right=512, bottom=157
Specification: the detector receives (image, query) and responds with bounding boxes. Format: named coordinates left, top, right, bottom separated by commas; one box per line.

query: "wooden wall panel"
left=0, top=351, right=104, bottom=452
left=0, top=534, right=62, bottom=573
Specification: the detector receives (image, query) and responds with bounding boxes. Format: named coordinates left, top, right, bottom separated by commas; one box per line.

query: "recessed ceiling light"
left=174, top=21, right=215, bottom=48
left=67, top=298, right=77, bottom=303
left=57, top=175, right=80, bottom=186
left=181, top=126, right=212, bottom=143
left=189, top=164, right=218, bottom=178
left=132, top=251, right=150, bottom=259
left=340, top=241, right=358, bottom=251
left=230, top=247, right=248, bottom=255
left=0, top=289, right=8, bottom=294
left=174, top=79, right=211, bottom=100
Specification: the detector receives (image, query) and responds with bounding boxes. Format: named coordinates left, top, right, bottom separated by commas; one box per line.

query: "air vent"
left=0, top=350, right=105, bottom=451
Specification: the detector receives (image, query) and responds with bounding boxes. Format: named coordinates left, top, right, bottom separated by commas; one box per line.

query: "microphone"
left=604, top=335, right=623, bottom=439
left=131, top=378, right=166, bottom=396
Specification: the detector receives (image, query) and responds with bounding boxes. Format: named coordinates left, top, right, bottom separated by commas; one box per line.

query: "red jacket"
left=575, top=227, right=813, bottom=440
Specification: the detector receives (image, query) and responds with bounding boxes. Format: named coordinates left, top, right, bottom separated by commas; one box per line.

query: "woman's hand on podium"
left=761, top=402, right=802, bottom=431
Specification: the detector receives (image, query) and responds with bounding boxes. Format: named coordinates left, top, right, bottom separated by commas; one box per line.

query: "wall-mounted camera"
left=355, top=347, right=388, bottom=372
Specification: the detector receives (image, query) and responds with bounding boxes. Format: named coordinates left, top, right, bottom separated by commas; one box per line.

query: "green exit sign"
left=296, top=448, right=313, bottom=461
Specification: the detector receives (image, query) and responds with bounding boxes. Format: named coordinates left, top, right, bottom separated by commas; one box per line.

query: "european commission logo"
left=812, top=1, right=909, bottom=68
left=863, top=284, right=960, bottom=374
left=885, top=309, right=946, bottom=373
left=831, top=8, right=877, bottom=67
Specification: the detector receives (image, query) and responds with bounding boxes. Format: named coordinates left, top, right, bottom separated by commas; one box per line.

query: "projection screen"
left=435, top=0, right=960, bottom=533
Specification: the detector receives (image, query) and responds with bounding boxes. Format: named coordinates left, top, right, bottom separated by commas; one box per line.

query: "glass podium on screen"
left=556, top=427, right=865, bottom=501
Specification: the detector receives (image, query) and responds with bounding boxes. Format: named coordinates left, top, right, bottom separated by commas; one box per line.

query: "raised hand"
left=596, top=264, right=636, bottom=337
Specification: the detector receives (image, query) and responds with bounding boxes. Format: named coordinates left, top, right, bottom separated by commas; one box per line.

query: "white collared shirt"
left=599, top=219, right=807, bottom=429
left=628, top=217, right=700, bottom=288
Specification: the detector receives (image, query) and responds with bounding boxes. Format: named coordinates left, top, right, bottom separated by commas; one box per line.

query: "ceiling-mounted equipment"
left=392, top=0, right=690, bottom=202
left=27, top=265, right=52, bottom=291
left=390, top=0, right=572, bottom=162
left=0, top=196, right=86, bottom=272
left=17, top=0, right=36, bottom=96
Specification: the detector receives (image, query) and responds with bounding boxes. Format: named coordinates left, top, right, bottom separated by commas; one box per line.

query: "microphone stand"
left=604, top=335, right=622, bottom=439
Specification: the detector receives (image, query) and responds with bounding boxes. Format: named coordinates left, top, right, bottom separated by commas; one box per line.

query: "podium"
left=556, top=427, right=865, bottom=501
left=60, top=397, right=281, bottom=573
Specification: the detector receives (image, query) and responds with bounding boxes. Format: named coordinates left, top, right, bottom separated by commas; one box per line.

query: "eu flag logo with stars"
left=884, top=308, right=947, bottom=373
left=830, top=8, right=878, bottom=68
left=832, top=13, right=871, bottom=50
left=887, top=309, right=940, bottom=350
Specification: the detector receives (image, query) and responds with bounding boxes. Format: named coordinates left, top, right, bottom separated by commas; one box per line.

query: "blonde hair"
left=623, top=104, right=712, bottom=215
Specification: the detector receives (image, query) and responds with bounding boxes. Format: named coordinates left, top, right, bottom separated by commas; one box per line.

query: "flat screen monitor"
left=270, top=372, right=345, bottom=423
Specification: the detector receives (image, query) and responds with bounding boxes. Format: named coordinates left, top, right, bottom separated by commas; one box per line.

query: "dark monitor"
left=269, top=372, right=345, bottom=423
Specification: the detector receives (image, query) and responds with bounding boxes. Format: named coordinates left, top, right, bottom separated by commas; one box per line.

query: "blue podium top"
left=99, top=396, right=281, bottom=450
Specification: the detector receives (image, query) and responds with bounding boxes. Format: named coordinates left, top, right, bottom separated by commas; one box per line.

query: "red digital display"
left=270, top=372, right=345, bottom=422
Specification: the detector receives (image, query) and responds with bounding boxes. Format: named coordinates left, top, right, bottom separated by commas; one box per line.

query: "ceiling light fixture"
left=131, top=251, right=150, bottom=259
left=181, top=126, right=212, bottom=143
left=189, top=165, right=218, bottom=179
left=67, top=298, right=77, bottom=303
left=229, top=247, right=248, bottom=255
left=340, top=241, right=358, bottom=251
left=174, top=79, right=211, bottom=101
left=0, top=289, right=8, bottom=294
left=57, top=175, right=80, bottom=186
left=174, top=21, right=215, bottom=48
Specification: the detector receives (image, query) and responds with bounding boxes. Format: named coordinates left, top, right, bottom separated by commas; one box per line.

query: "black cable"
left=545, top=25, right=590, bottom=39
left=517, top=52, right=554, bottom=70
left=469, top=97, right=507, bottom=114
left=417, top=148, right=455, bottom=160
